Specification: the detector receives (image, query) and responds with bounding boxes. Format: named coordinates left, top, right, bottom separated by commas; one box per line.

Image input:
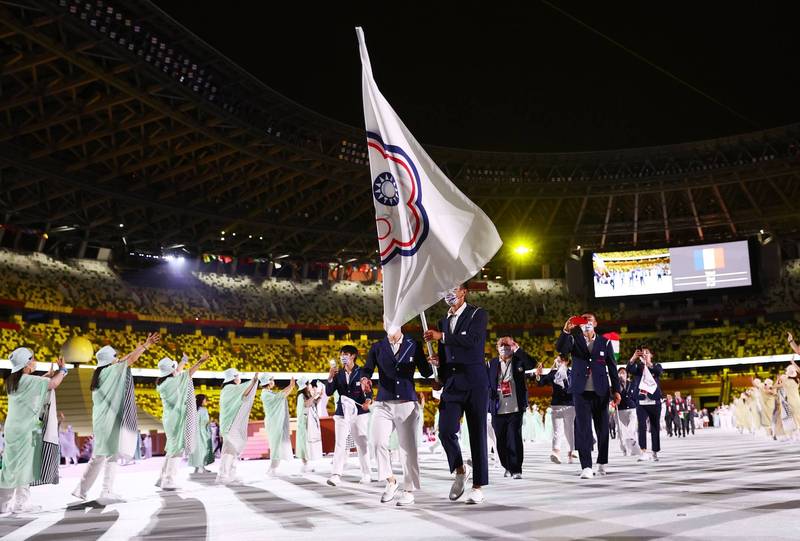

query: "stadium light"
left=513, top=244, right=533, bottom=256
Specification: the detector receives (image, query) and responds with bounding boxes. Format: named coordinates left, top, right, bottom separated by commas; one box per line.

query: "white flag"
left=357, top=27, right=502, bottom=334
left=640, top=364, right=658, bottom=395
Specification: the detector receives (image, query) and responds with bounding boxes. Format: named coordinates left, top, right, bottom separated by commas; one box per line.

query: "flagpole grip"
left=419, top=311, right=439, bottom=381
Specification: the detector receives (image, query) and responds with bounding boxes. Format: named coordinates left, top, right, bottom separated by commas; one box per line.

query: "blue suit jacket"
left=363, top=337, right=433, bottom=402
left=437, top=304, right=489, bottom=393
left=556, top=330, right=620, bottom=397
left=325, top=365, right=372, bottom=416
left=626, top=361, right=664, bottom=402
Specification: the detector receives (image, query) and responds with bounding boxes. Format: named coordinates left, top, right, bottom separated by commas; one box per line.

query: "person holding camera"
left=536, top=355, right=575, bottom=464
left=626, top=346, right=663, bottom=462
left=556, top=314, right=621, bottom=479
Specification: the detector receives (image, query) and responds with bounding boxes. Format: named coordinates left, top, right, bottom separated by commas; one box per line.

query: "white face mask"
left=340, top=355, right=351, bottom=366
left=444, top=290, right=459, bottom=306
left=581, top=322, right=594, bottom=333
left=497, top=345, right=512, bottom=358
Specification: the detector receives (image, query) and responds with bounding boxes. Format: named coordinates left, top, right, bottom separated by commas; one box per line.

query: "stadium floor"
left=3, top=430, right=799, bottom=540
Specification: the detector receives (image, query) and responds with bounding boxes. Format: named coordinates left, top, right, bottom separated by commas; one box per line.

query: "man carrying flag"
left=357, top=27, right=501, bottom=504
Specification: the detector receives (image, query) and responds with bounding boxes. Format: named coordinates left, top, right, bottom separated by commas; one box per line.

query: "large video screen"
left=592, top=240, right=751, bottom=298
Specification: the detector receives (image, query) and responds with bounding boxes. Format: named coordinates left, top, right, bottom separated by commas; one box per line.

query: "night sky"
left=153, top=1, right=799, bottom=152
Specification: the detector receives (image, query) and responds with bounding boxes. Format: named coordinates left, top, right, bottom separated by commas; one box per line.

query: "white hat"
left=158, top=357, right=177, bottom=377
left=9, top=347, right=34, bottom=373
left=96, top=345, right=117, bottom=367
left=223, top=368, right=240, bottom=384
left=297, top=375, right=310, bottom=388
left=258, top=373, right=274, bottom=387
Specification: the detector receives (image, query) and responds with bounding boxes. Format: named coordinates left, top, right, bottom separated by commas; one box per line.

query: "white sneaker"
left=597, top=464, right=607, bottom=476
left=381, top=480, right=400, bottom=503
left=512, top=473, right=522, bottom=480
left=653, top=452, right=659, bottom=462
left=580, top=467, right=594, bottom=479
left=550, top=452, right=561, bottom=464
left=360, top=475, right=373, bottom=485
left=265, top=469, right=277, bottom=479
left=449, top=464, right=471, bottom=501
left=465, top=488, right=485, bottom=504
left=99, top=491, right=123, bottom=502
left=503, top=469, right=511, bottom=478
left=637, top=453, right=652, bottom=462
left=395, top=490, right=415, bottom=507
left=327, top=474, right=341, bottom=486
left=71, top=487, right=86, bottom=501
left=622, top=448, right=628, bottom=457
left=12, top=503, right=43, bottom=515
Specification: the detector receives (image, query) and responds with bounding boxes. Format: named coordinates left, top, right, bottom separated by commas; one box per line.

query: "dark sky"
left=153, top=1, right=799, bottom=152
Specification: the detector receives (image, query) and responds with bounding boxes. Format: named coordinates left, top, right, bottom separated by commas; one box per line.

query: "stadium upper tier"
left=1, top=250, right=799, bottom=328
left=0, top=251, right=799, bottom=373
left=0, top=1, right=799, bottom=261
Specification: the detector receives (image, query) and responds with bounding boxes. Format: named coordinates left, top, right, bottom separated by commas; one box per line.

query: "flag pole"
left=419, top=311, right=438, bottom=381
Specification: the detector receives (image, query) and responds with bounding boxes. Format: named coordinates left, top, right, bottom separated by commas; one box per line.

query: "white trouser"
left=617, top=408, right=639, bottom=454
left=216, top=442, right=241, bottom=483
left=551, top=405, right=575, bottom=453
left=75, top=455, right=118, bottom=497
left=0, top=486, right=30, bottom=512
left=370, top=401, right=420, bottom=491
left=159, top=454, right=182, bottom=489
left=332, top=413, right=371, bottom=477
left=487, top=413, right=498, bottom=461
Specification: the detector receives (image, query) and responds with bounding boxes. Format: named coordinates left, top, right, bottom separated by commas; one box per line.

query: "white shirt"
left=447, top=302, right=468, bottom=334
left=389, top=333, right=404, bottom=355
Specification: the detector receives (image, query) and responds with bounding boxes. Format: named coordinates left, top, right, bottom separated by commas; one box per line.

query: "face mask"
left=444, top=290, right=459, bottom=306
left=340, top=355, right=351, bottom=366
left=581, top=322, right=594, bottom=333
left=498, top=346, right=512, bottom=357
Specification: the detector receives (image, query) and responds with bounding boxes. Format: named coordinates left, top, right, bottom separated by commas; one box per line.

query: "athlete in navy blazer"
left=424, top=283, right=490, bottom=504
left=362, top=336, right=433, bottom=401
left=626, top=346, right=663, bottom=458
left=556, top=313, right=620, bottom=476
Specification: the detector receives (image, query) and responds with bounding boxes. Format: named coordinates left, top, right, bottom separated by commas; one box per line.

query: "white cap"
left=96, top=345, right=117, bottom=367
left=297, top=375, right=311, bottom=388
left=158, top=357, right=177, bottom=377
left=9, top=347, right=34, bottom=373
left=258, top=373, right=274, bottom=387
left=223, top=368, right=240, bottom=384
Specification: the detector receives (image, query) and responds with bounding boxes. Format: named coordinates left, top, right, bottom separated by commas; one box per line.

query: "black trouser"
left=688, top=414, right=695, bottom=434
left=680, top=415, right=690, bottom=437
left=637, top=404, right=661, bottom=452
left=609, top=415, right=617, bottom=439
left=665, top=414, right=673, bottom=437
left=439, top=385, right=490, bottom=486
left=574, top=391, right=610, bottom=470
left=492, top=411, right=524, bottom=475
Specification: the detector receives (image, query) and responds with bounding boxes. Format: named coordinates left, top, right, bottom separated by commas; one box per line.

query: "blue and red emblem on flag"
left=367, top=130, right=429, bottom=265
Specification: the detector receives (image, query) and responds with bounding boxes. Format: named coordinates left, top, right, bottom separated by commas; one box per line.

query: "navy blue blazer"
left=325, top=364, right=372, bottom=416
left=437, top=303, right=489, bottom=393
left=626, top=361, right=663, bottom=403
left=555, top=329, right=620, bottom=397
left=537, top=369, right=573, bottom=406
left=618, top=379, right=637, bottom=410
left=487, top=348, right=536, bottom=415
left=362, top=337, right=433, bottom=402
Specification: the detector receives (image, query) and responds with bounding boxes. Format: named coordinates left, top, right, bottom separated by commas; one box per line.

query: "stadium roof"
left=1, top=0, right=799, bottom=266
